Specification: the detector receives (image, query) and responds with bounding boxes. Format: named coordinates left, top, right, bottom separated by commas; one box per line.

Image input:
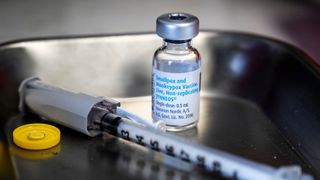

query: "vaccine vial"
left=152, top=13, right=201, bottom=131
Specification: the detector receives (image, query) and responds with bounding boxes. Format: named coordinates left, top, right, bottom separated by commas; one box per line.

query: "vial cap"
left=13, top=123, right=60, bottom=150
left=156, top=12, right=199, bottom=41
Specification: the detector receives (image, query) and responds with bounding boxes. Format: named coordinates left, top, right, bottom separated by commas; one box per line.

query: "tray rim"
left=0, top=29, right=319, bottom=71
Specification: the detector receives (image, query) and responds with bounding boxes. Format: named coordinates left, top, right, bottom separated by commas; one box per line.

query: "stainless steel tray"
left=0, top=31, right=319, bottom=179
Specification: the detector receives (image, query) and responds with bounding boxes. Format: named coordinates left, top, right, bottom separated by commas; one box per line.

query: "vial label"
left=152, top=68, right=200, bottom=126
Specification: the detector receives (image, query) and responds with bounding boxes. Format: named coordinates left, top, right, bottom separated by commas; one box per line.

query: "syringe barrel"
left=18, top=77, right=119, bottom=137
left=101, top=113, right=313, bottom=180
left=116, top=119, right=274, bottom=179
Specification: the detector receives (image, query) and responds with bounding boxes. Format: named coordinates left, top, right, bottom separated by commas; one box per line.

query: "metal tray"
left=0, top=31, right=319, bottom=179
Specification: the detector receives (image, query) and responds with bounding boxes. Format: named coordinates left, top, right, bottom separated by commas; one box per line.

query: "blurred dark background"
left=0, top=0, right=320, bottom=62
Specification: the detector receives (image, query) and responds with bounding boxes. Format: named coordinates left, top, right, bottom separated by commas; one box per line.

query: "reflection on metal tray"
left=0, top=31, right=319, bottom=179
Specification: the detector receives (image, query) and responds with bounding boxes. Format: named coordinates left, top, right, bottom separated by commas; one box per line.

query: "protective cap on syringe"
left=272, top=166, right=314, bottom=180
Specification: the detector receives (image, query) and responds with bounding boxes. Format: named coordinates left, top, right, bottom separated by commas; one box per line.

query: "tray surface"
left=0, top=31, right=319, bottom=179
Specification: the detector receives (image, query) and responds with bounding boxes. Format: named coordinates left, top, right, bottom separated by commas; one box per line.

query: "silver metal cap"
left=156, top=12, right=199, bottom=41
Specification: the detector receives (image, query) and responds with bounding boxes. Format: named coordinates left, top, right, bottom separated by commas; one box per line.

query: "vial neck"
left=163, top=39, right=192, bottom=49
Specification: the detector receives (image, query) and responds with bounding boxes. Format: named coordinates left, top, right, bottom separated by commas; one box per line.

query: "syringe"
left=19, top=77, right=166, bottom=132
left=18, top=78, right=313, bottom=180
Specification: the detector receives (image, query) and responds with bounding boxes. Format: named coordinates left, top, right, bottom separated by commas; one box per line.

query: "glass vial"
left=152, top=13, right=201, bottom=131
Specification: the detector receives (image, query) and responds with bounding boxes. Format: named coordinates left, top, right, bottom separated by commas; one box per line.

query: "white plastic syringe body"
left=19, top=77, right=166, bottom=133
left=18, top=77, right=313, bottom=180
left=18, top=77, right=120, bottom=137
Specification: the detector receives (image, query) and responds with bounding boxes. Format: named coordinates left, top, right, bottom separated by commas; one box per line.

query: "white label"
left=152, top=68, right=200, bottom=126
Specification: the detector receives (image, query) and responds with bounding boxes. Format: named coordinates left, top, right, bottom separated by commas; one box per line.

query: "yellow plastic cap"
left=13, top=123, right=60, bottom=150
